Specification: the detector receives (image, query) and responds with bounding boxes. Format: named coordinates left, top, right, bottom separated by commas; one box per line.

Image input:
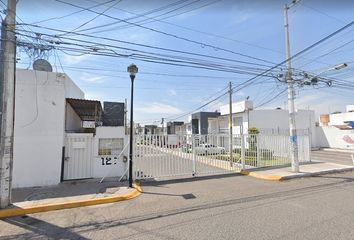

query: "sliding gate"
left=133, top=134, right=239, bottom=180
left=133, top=133, right=311, bottom=180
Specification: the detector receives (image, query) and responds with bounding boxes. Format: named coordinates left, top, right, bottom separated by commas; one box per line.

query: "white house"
left=317, top=104, right=354, bottom=150
left=13, top=69, right=127, bottom=188
left=208, top=100, right=316, bottom=147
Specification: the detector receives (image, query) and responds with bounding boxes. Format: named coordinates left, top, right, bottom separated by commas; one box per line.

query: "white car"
left=195, top=144, right=225, bottom=155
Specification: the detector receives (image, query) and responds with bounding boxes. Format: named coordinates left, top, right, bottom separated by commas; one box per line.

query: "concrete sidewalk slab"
left=12, top=177, right=128, bottom=202
left=240, top=161, right=354, bottom=181
left=0, top=179, right=142, bottom=219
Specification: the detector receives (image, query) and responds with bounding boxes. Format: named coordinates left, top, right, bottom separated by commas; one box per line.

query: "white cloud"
left=63, top=54, right=91, bottom=65
left=84, top=91, right=104, bottom=101
left=136, top=102, right=183, bottom=114
left=294, top=94, right=323, bottom=107
left=235, top=91, right=245, bottom=97
left=80, top=72, right=106, bottom=83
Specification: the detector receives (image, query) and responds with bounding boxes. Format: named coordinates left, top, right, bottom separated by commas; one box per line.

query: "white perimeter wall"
left=92, top=127, right=127, bottom=178
left=316, top=126, right=354, bottom=150
left=13, top=69, right=84, bottom=188
left=249, top=109, right=317, bottom=147
left=329, top=112, right=354, bottom=125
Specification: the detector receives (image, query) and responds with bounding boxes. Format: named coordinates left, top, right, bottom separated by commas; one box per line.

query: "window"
left=99, top=138, right=124, bottom=155
left=233, top=117, right=243, bottom=127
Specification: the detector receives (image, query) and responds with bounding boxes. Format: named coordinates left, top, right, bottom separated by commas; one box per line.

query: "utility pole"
left=124, top=98, right=127, bottom=135
left=161, top=117, right=164, bottom=134
left=284, top=1, right=299, bottom=173
left=229, top=82, right=233, bottom=167
left=0, top=0, right=17, bottom=208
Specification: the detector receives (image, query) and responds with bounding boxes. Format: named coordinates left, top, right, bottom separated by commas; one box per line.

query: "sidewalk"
left=0, top=178, right=141, bottom=219
left=240, top=161, right=354, bottom=181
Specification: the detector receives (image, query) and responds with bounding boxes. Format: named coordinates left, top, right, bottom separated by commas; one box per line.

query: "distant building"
left=167, top=121, right=184, bottom=134
left=191, top=111, right=220, bottom=135
left=319, top=105, right=354, bottom=128
left=143, top=125, right=158, bottom=135
left=317, top=104, right=354, bottom=150
left=208, top=100, right=316, bottom=145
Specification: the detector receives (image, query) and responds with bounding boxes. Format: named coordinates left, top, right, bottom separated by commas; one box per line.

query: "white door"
left=64, top=133, right=94, bottom=180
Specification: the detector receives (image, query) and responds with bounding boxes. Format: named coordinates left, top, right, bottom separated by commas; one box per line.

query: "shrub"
left=233, top=148, right=274, bottom=160
left=248, top=127, right=260, bottom=134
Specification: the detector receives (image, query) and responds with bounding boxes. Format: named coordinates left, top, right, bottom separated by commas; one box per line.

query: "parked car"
left=195, top=144, right=225, bottom=155
left=181, top=144, right=193, bottom=153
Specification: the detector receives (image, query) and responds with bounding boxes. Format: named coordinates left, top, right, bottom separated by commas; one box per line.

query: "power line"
left=80, top=0, right=221, bottom=34
left=301, top=3, right=348, bottom=25
left=15, top=62, right=251, bottom=80
left=82, top=0, right=283, bottom=55
left=235, top=21, right=354, bottom=91
left=61, top=0, right=122, bottom=36
left=15, top=34, right=282, bottom=78
left=255, top=88, right=288, bottom=109
left=15, top=20, right=354, bottom=124
left=53, top=0, right=278, bottom=66
left=31, top=0, right=116, bottom=24
left=15, top=27, right=277, bottom=69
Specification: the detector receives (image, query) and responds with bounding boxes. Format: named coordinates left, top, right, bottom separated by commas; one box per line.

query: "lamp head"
left=127, top=64, right=138, bottom=76
left=334, top=63, right=347, bottom=70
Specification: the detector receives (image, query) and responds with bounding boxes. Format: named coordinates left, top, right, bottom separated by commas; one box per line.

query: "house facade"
left=317, top=105, right=354, bottom=150
left=13, top=69, right=127, bottom=188
left=208, top=100, right=316, bottom=147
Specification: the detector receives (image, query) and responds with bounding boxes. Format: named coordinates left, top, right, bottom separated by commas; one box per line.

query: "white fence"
left=133, top=133, right=310, bottom=180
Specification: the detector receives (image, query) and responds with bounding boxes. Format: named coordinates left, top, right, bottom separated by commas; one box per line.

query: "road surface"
left=1, top=170, right=354, bottom=239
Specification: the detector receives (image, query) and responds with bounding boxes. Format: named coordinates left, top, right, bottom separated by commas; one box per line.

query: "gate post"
left=241, top=134, right=245, bottom=170
left=192, top=135, right=196, bottom=176
left=256, top=135, right=260, bottom=167
left=308, top=129, right=312, bottom=162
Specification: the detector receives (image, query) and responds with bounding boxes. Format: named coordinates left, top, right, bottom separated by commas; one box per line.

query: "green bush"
left=248, top=127, right=260, bottom=134
left=232, top=148, right=274, bottom=160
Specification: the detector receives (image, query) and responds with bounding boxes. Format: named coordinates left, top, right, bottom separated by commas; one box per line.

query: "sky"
left=3, top=0, right=354, bottom=125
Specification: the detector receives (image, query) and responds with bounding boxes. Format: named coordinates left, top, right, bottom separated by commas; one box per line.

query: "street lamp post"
left=127, top=64, right=138, bottom=188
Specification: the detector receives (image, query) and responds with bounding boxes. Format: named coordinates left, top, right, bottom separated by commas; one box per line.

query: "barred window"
left=98, top=138, right=124, bottom=155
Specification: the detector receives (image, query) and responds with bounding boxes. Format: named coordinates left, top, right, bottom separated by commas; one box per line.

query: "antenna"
left=33, top=59, right=53, bottom=72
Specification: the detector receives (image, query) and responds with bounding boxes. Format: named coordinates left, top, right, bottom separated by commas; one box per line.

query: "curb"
left=240, top=167, right=354, bottom=181
left=240, top=170, right=283, bottom=181
left=0, top=183, right=142, bottom=219
left=281, top=167, right=354, bottom=180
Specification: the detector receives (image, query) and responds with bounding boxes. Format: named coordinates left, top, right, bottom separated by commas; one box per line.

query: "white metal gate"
left=133, top=134, right=238, bottom=180
left=133, top=133, right=311, bottom=180
left=64, top=133, right=94, bottom=180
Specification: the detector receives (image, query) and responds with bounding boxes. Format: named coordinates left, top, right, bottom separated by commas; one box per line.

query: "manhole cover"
left=182, top=194, right=196, bottom=200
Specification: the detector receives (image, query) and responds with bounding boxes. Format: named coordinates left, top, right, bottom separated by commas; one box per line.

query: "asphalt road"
left=311, top=150, right=354, bottom=166
left=2, top=170, right=354, bottom=239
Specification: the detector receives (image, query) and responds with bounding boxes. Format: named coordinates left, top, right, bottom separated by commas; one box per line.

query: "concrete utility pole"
left=124, top=98, right=127, bottom=135
left=161, top=117, right=164, bottom=134
left=284, top=1, right=299, bottom=173
left=229, top=82, right=233, bottom=166
left=0, top=0, right=17, bottom=208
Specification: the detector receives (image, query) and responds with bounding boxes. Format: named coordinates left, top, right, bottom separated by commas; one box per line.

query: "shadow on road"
left=1, top=216, right=88, bottom=240
left=140, top=172, right=242, bottom=187
left=45, top=174, right=354, bottom=236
